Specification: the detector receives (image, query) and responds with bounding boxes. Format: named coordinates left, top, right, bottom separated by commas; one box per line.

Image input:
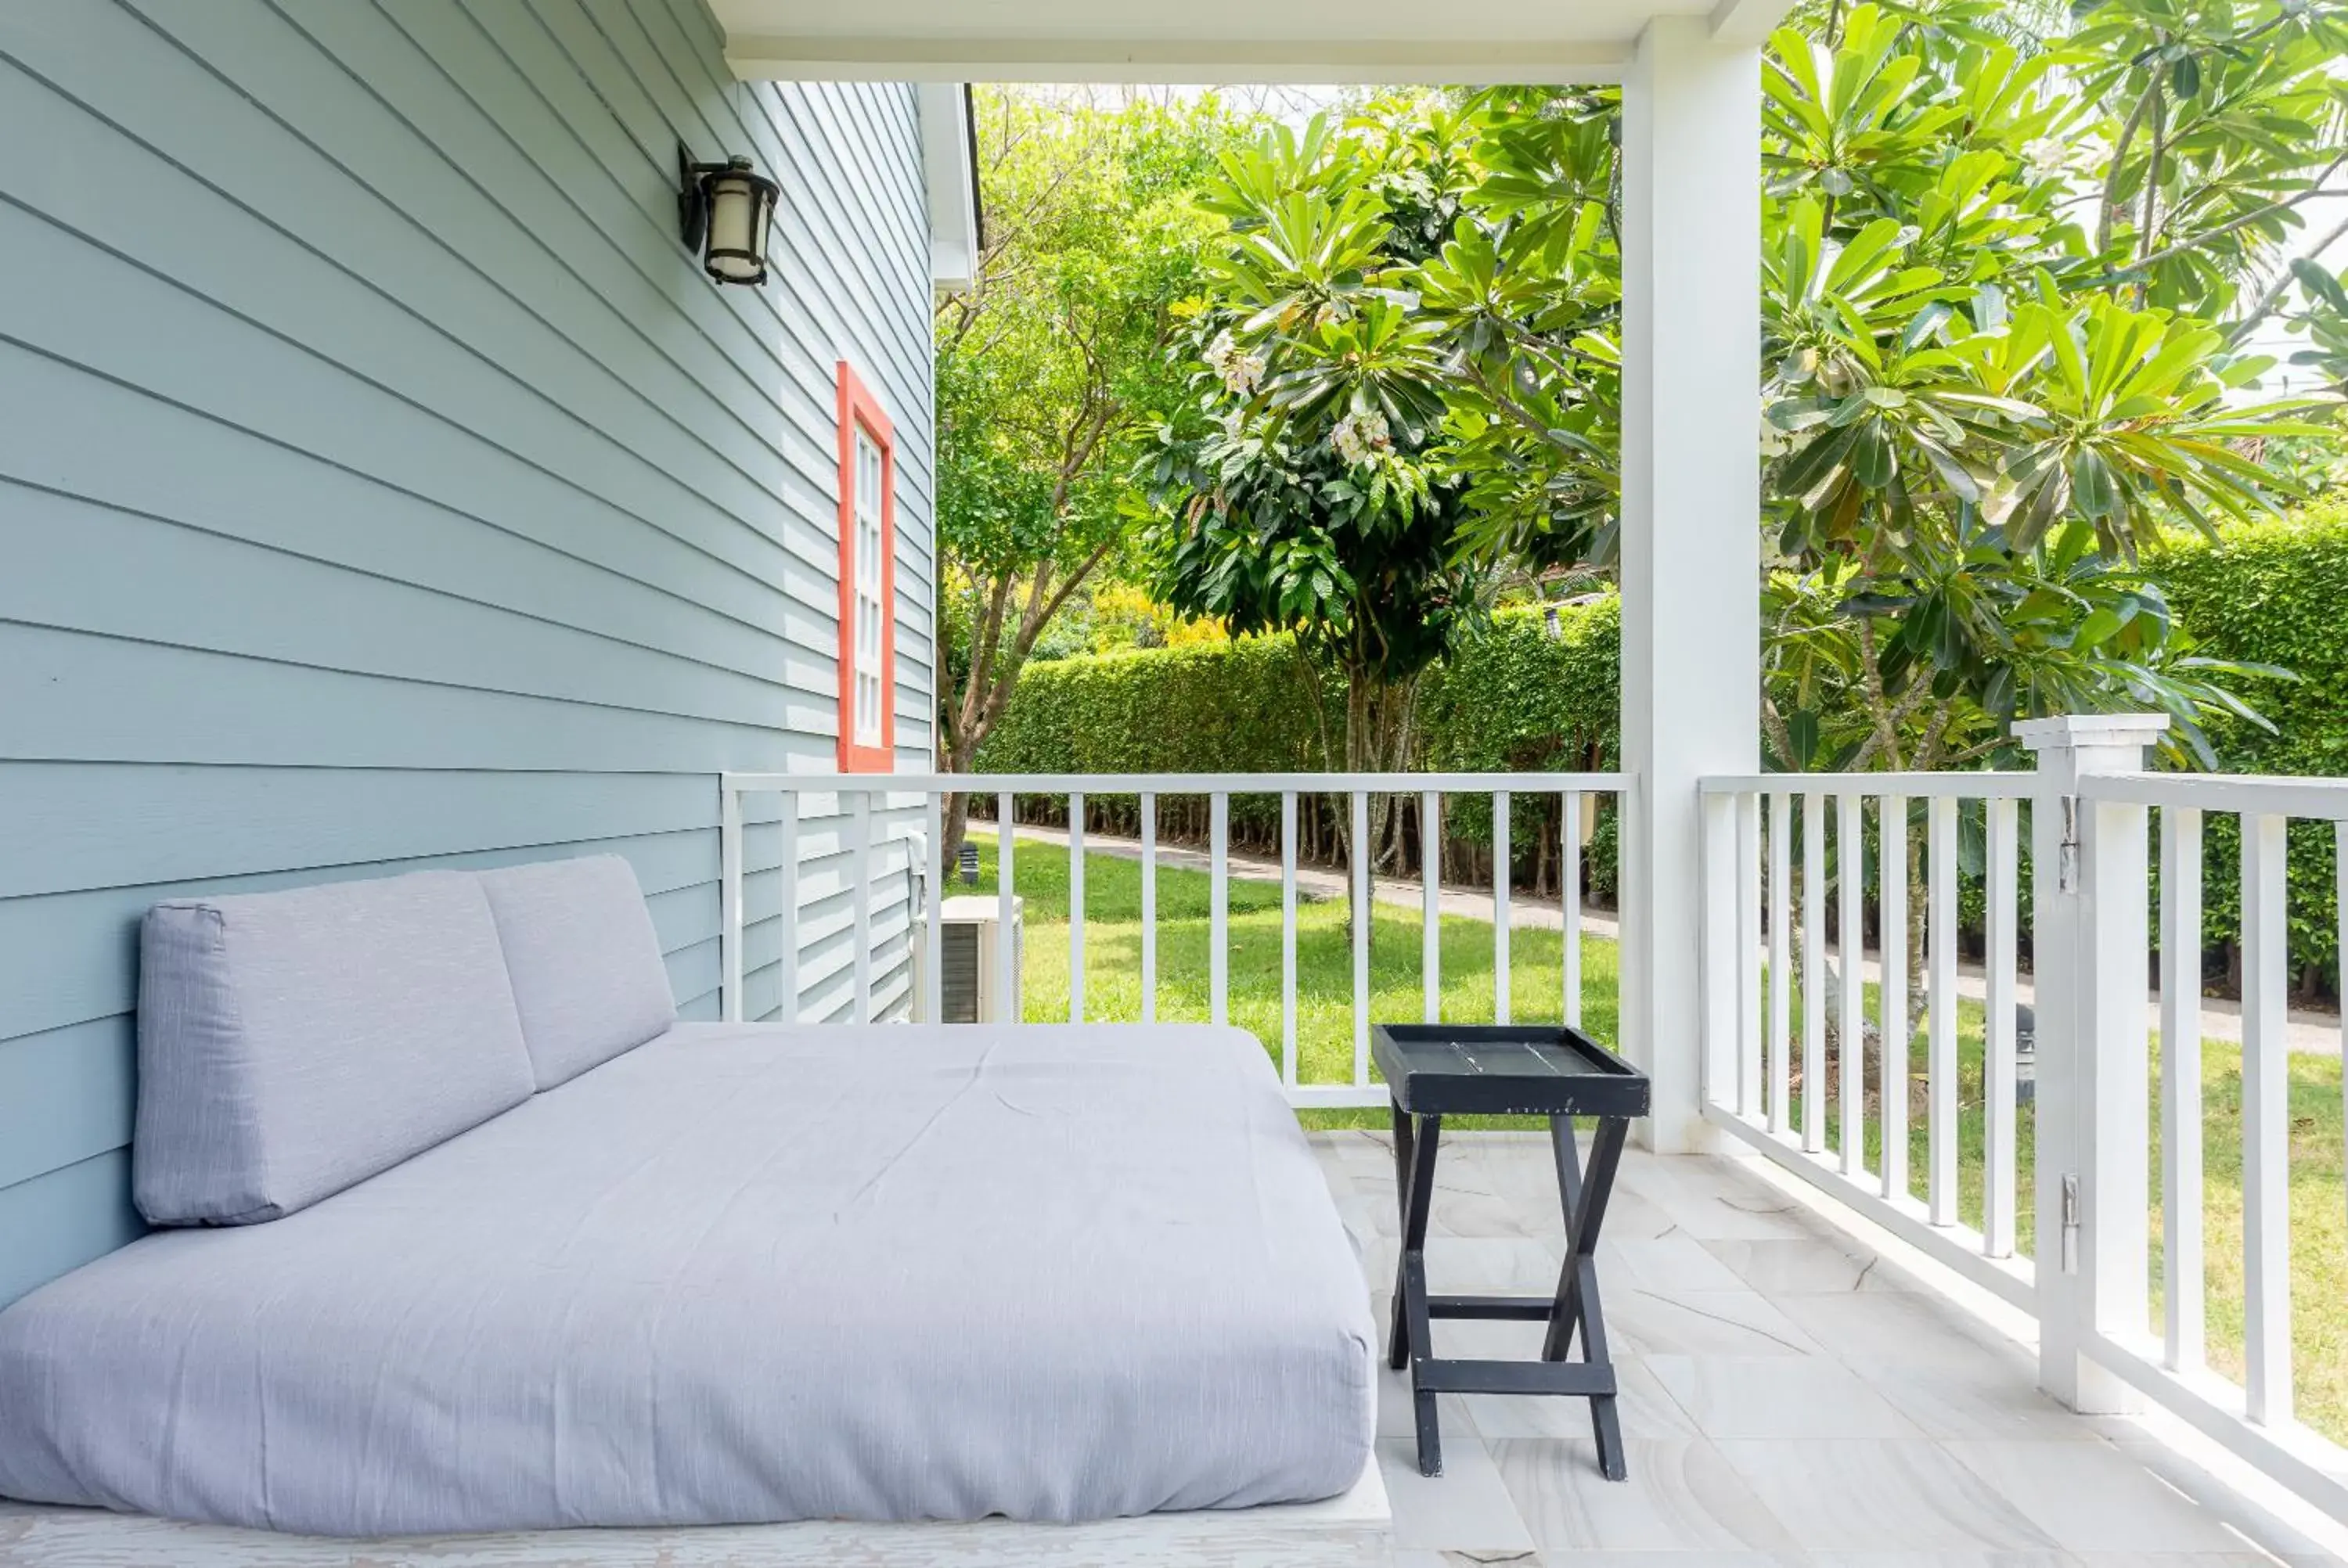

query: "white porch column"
left=2018, top=713, right=2166, bottom=1413
left=1617, top=16, right=1763, bottom=1153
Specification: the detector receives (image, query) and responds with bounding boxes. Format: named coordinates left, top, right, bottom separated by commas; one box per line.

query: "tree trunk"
left=1905, top=815, right=1929, bottom=1047
left=942, top=790, right=974, bottom=885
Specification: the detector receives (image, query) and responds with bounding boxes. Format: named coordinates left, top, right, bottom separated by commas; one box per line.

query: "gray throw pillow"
left=478, top=854, right=676, bottom=1090
left=135, top=870, right=535, bottom=1225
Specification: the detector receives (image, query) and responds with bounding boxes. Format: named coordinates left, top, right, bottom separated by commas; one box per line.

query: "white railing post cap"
left=2012, top=714, right=2170, bottom=754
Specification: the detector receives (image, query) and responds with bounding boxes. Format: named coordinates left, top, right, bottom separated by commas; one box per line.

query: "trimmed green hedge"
left=978, top=602, right=1624, bottom=897
left=978, top=502, right=2348, bottom=993
left=976, top=635, right=1341, bottom=847
left=2159, top=498, right=2348, bottom=991
left=1421, top=599, right=1622, bottom=899
left=979, top=635, right=1336, bottom=775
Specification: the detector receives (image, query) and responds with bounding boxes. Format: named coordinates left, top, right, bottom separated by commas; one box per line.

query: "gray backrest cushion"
left=135, top=870, right=536, bottom=1226
left=478, top=854, right=675, bottom=1090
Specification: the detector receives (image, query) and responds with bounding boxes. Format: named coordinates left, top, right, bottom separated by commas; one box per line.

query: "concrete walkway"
left=1004, top=821, right=2346, bottom=1057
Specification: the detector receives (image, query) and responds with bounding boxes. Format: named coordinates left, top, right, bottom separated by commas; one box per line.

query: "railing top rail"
left=1699, top=771, right=2036, bottom=800
left=721, top=770, right=1627, bottom=794
left=2080, top=771, right=2348, bottom=819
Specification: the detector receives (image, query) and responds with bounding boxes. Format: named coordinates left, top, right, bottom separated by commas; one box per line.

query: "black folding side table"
left=1372, top=1023, right=1651, bottom=1481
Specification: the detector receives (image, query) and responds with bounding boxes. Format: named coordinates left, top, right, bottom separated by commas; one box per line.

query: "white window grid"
left=852, top=428, right=887, bottom=751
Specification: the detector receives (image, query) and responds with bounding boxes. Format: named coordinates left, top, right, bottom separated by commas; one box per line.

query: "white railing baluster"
left=1702, top=791, right=1740, bottom=1111
left=720, top=779, right=744, bottom=1024
left=1281, top=792, right=1298, bottom=1087
left=1561, top=789, right=1583, bottom=1028
left=996, top=791, right=1015, bottom=1023
left=1985, top=797, right=2020, bottom=1254
left=1421, top=789, right=1442, bottom=1025
left=1802, top=790, right=1826, bottom=1153
left=1768, top=791, right=1792, bottom=1135
left=1210, top=793, right=1229, bottom=1028
left=1493, top=790, right=1511, bottom=1025
left=1738, top=790, right=1763, bottom=1120
left=1068, top=791, right=1085, bottom=1024
left=779, top=791, right=800, bottom=1024
left=1878, top=795, right=1907, bottom=1203
left=921, top=793, right=942, bottom=1024
left=2162, top=805, right=2205, bottom=1371
left=1927, top=795, right=1957, bottom=1225
left=1838, top=791, right=1865, bottom=1177
left=2340, top=822, right=2347, bottom=1243
left=1352, top=789, right=1370, bottom=1087
left=2242, top=811, right=2292, bottom=1426
left=852, top=790, right=873, bottom=1025
left=1140, top=791, right=1157, bottom=1024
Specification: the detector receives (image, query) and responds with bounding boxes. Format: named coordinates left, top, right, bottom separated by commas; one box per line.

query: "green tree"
left=1152, top=1, right=2342, bottom=1030
left=935, top=89, right=1247, bottom=858
left=1140, top=112, right=1496, bottom=867
left=1169, top=1, right=2341, bottom=778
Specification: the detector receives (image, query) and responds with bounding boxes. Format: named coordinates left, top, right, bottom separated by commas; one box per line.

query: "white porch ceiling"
left=709, top=0, right=1792, bottom=84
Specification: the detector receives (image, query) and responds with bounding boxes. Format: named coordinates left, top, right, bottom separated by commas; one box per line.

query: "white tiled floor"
left=1311, top=1130, right=2348, bottom=1568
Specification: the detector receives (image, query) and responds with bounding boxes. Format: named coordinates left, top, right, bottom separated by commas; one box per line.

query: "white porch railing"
left=716, top=746, right=2348, bottom=1523
left=1698, top=719, right=2348, bottom=1526
left=1694, top=770, right=2039, bottom=1310
left=718, top=771, right=1624, bottom=1110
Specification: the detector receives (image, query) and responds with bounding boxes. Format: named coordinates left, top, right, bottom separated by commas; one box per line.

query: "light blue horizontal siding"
left=0, top=0, right=936, bottom=1305
left=0, top=1155, right=145, bottom=1311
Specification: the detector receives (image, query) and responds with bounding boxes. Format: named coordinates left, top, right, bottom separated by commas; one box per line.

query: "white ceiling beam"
left=722, top=34, right=1632, bottom=83
left=1706, top=0, right=1794, bottom=45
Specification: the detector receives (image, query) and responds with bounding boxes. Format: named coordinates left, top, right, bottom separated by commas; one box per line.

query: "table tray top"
left=1372, top=1024, right=1651, bottom=1118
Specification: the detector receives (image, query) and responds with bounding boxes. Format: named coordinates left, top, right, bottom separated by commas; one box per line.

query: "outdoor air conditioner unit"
left=935, top=894, right=1022, bottom=1023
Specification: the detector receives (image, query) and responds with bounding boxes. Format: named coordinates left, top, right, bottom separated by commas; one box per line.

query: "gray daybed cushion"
left=479, top=854, right=675, bottom=1088
left=0, top=1024, right=1374, bottom=1537
left=132, top=869, right=535, bottom=1226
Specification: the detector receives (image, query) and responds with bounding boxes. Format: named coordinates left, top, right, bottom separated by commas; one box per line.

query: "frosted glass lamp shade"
left=679, top=149, right=778, bottom=286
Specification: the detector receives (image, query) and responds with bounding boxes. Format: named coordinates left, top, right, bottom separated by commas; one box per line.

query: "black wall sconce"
left=678, top=147, right=779, bottom=286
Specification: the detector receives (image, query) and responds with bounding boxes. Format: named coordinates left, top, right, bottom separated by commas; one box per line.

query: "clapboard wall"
left=0, top=0, right=937, bottom=1306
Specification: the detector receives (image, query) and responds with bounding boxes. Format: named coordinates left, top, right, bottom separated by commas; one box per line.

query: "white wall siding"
left=0, top=0, right=936, bottom=1305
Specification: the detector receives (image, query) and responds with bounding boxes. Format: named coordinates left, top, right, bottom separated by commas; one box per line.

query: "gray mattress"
left=0, top=1023, right=1374, bottom=1537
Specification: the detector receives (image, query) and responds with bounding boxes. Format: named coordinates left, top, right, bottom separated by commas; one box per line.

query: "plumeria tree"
left=1143, top=113, right=1493, bottom=867
left=1148, top=118, right=1488, bottom=728
left=1144, top=0, right=2343, bottom=1027
left=1160, top=0, right=2342, bottom=777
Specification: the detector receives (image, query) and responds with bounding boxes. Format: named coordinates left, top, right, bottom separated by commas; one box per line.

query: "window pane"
left=845, top=423, right=889, bottom=753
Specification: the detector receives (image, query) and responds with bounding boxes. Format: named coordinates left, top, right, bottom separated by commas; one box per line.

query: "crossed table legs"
left=1385, top=1106, right=1631, bottom=1480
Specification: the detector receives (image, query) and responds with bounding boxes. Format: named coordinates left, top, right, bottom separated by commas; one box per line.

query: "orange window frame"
left=834, top=361, right=897, bottom=773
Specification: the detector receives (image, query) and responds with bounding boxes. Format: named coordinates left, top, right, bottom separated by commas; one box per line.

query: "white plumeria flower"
left=1204, top=329, right=1263, bottom=396
left=1330, top=410, right=1392, bottom=467
left=2022, top=136, right=2069, bottom=180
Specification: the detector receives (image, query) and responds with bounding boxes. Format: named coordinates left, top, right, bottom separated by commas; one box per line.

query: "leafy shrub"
left=976, top=635, right=1340, bottom=845
left=1421, top=600, right=1622, bottom=899
left=2158, top=500, right=2348, bottom=992
left=978, top=635, right=1335, bottom=775
left=978, top=602, right=1624, bottom=897
left=978, top=505, right=2348, bottom=992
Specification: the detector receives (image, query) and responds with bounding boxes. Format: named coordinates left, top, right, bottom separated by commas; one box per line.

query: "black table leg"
left=1386, top=1100, right=1413, bottom=1372
left=1386, top=1105, right=1444, bottom=1476
left=1544, top=1115, right=1630, bottom=1480
left=1383, top=1104, right=1630, bottom=1484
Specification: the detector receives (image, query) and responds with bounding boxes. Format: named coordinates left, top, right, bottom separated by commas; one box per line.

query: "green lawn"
left=966, top=836, right=1616, bottom=1123
left=969, top=836, right=2348, bottom=1447
left=1781, top=976, right=2346, bottom=1448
